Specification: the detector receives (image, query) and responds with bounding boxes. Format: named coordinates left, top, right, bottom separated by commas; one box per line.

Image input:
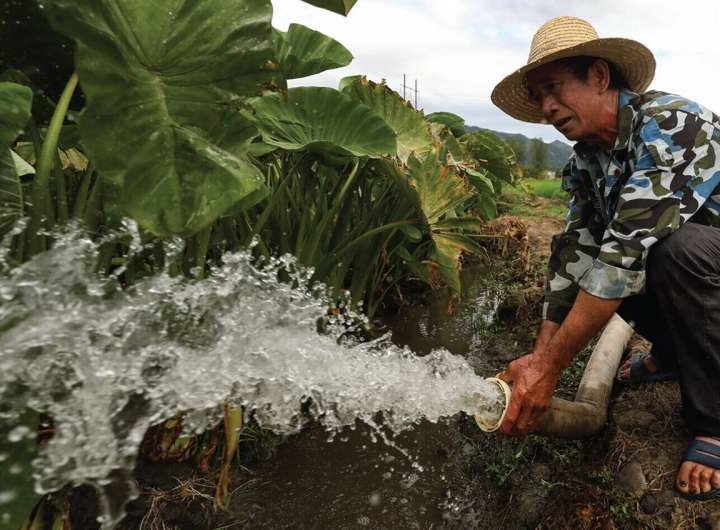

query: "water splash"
left=0, top=224, right=503, bottom=528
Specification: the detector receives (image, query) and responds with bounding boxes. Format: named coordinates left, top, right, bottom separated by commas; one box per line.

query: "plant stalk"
left=188, top=224, right=213, bottom=279
left=72, top=161, right=96, bottom=219
left=54, top=151, right=68, bottom=223
left=83, top=174, right=102, bottom=232
left=215, top=404, right=243, bottom=509
left=28, top=73, right=78, bottom=255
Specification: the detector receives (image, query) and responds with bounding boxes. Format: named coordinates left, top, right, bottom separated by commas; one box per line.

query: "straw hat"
left=491, top=16, right=655, bottom=123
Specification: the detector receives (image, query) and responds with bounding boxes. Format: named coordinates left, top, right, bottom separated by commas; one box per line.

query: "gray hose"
left=476, top=314, right=634, bottom=438
left=537, top=313, right=633, bottom=438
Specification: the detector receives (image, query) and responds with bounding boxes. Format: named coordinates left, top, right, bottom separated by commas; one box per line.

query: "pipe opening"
left=474, top=314, right=634, bottom=439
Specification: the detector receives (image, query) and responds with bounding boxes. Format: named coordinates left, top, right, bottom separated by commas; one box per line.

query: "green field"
left=523, top=178, right=568, bottom=200
left=501, top=178, right=568, bottom=218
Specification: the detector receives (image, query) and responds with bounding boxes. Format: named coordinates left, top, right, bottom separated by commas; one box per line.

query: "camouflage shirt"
left=544, top=88, right=720, bottom=324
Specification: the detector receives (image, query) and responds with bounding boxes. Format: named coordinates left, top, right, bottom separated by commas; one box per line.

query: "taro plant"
left=42, top=0, right=282, bottom=238
left=1, top=1, right=366, bottom=525
left=0, top=0, right=515, bottom=526
left=463, top=130, right=518, bottom=191
left=426, top=111, right=468, bottom=138
left=234, top=77, right=498, bottom=316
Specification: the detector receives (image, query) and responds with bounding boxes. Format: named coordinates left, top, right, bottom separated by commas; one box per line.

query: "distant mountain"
left=465, top=126, right=574, bottom=170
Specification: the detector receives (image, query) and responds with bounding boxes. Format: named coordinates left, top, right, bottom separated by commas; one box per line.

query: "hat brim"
left=491, top=38, right=656, bottom=123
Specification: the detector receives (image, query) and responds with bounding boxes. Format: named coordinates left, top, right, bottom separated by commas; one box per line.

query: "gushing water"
left=0, top=223, right=503, bottom=527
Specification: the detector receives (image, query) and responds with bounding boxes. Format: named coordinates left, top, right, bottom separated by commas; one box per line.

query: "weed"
left=559, top=354, right=587, bottom=388
left=609, top=494, right=639, bottom=527
left=482, top=437, right=530, bottom=485
left=238, top=420, right=281, bottom=464
left=478, top=434, right=584, bottom=486
left=590, top=466, right=615, bottom=485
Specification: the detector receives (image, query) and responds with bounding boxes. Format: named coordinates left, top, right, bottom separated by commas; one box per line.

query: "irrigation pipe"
left=476, top=313, right=634, bottom=439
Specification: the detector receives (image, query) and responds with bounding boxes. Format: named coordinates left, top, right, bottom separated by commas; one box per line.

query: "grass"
left=499, top=178, right=568, bottom=219
left=523, top=178, right=568, bottom=201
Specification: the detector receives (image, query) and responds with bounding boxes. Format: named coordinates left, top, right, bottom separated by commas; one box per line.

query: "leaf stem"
left=54, top=151, right=68, bottom=223
left=28, top=73, right=78, bottom=254
left=72, top=161, right=96, bottom=219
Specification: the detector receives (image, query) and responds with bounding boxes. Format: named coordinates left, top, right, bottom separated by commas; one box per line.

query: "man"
left=491, top=16, right=720, bottom=501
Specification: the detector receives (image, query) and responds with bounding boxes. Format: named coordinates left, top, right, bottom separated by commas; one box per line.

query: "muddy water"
left=222, top=266, right=515, bottom=529
left=385, top=266, right=504, bottom=358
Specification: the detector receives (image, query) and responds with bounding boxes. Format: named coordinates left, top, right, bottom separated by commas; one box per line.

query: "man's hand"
left=497, top=351, right=562, bottom=436
left=497, top=291, right=622, bottom=437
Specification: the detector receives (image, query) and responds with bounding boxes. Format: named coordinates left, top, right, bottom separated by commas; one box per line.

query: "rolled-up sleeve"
left=579, top=110, right=720, bottom=299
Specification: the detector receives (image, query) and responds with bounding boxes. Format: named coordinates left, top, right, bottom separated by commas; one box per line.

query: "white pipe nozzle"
left=475, top=376, right=512, bottom=432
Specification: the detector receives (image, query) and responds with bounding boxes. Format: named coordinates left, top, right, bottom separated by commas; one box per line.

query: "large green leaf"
left=45, top=0, right=281, bottom=236
left=464, top=168, right=494, bottom=196
left=300, top=0, right=358, bottom=15
left=248, top=87, right=397, bottom=157
left=273, top=24, right=353, bottom=79
left=0, top=82, right=32, bottom=235
left=340, top=76, right=432, bottom=163
left=338, top=75, right=363, bottom=92
left=407, top=153, right=470, bottom=225
left=461, top=167, right=499, bottom=220
left=0, top=69, right=58, bottom=125
left=463, top=131, right=517, bottom=185
left=0, top=83, right=31, bottom=147
left=405, top=152, right=477, bottom=293
left=425, top=111, right=466, bottom=137
left=438, top=128, right=471, bottom=167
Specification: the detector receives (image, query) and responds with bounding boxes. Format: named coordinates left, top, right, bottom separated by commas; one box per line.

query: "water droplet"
left=0, top=491, right=16, bottom=505
left=7, top=425, right=31, bottom=443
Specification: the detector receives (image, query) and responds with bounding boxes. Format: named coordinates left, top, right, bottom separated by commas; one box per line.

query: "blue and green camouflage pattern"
left=544, top=88, right=720, bottom=323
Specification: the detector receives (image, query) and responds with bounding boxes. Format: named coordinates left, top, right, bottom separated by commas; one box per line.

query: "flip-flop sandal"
left=677, top=437, right=720, bottom=501
left=616, top=352, right=678, bottom=384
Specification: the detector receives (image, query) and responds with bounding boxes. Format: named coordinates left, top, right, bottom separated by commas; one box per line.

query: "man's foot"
left=676, top=436, right=720, bottom=501
left=616, top=351, right=677, bottom=383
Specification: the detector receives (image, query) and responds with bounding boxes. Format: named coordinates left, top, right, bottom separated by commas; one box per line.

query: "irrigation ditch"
left=3, top=188, right=720, bottom=529
left=50, top=198, right=718, bottom=529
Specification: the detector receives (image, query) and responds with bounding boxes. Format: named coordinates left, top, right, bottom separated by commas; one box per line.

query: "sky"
left=272, top=0, right=720, bottom=144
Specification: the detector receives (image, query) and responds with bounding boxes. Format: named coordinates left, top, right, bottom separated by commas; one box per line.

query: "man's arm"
left=534, top=319, right=560, bottom=351
left=542, top=155, right=604, bottom=324
left=499, top=290, right=621, bottom=436
left=497, top=154, right=612, bottom=436
left=497, top=155, right=603, bottom=436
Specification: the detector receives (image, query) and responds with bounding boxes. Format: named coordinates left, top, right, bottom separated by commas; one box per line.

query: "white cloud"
left=272, top=0, right=720, bottom=144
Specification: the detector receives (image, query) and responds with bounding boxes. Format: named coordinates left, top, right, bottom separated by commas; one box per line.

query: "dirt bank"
left=475, top=197, right=720, bottom=529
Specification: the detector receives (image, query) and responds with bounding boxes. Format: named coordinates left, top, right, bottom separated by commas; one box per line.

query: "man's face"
left=525, top=62, right=604, bottom=143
